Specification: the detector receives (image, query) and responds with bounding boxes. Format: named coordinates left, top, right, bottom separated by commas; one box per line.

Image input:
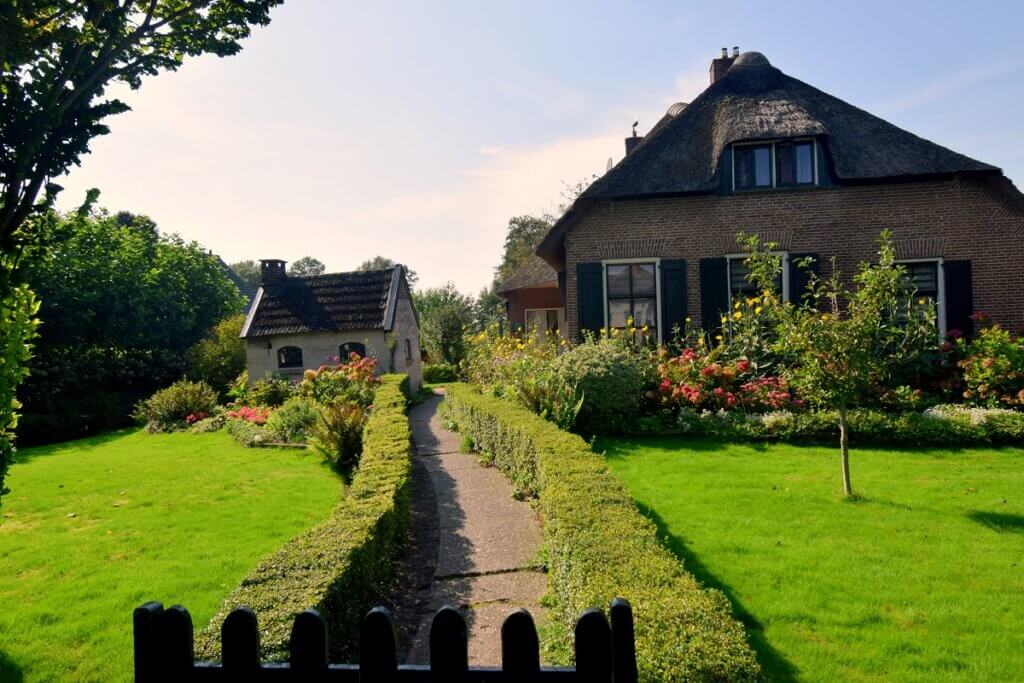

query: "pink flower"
left=736, top=359, right=751, bottom=373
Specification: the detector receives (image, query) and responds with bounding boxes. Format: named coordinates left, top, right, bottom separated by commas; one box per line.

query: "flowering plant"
left=185, top=411, right=209, bottom=425
left=957, top=322, right=1024, bottom=408
left=226, top=405, right=271, bottom=424
left=299, top=353, right=379, bottom=407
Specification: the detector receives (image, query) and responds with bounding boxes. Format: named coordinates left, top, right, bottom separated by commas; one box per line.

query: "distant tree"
left=414, top=284, right=475, bottom=365
left=229, top=260, right=261, bottom=293
left=474, top=282, right=505, bottom=330
left=186, top=314, right=247, bottom=397
left=288, top=256, right=325, bottom=277
left=357, top=255, right=418, bottom=287
left=495, top=215, right=551, bottom=283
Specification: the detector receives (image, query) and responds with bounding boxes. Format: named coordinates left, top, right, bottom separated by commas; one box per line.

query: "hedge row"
left=442, top=384, right=760, bottom=682
left=196, top=374, right=412, bottom=661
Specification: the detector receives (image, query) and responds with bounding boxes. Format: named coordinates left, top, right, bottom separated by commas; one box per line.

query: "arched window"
left=339, top=342, right=366, bottom=361
left=277, top=346, right=303, bottom=368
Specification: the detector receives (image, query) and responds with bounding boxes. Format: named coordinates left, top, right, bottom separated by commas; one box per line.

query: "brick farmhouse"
left=509, top=49, right=1024, bottom=341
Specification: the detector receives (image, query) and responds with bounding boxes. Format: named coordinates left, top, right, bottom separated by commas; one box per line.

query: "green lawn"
left=0, top=429, right=342, bottom=682
left=600, top=436, right=1024, bottom=682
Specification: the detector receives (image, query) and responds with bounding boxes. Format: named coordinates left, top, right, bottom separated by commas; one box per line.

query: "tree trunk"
left=838, top=405, right=853, bottom=496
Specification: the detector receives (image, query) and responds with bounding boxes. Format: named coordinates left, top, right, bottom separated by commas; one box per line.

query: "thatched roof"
left=538, top=51, right=1018, bottom=267
left=240, top=266, right=403, bottom=338
left=498, top=255, right=558, bottom=294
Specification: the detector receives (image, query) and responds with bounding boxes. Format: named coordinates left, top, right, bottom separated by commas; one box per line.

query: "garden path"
left=388, top=389, right=545, bottom=665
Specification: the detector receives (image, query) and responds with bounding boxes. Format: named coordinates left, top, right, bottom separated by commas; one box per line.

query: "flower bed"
left=195, top=374, right=411, bottom=662
left=442, top=383, right=760, bottom=682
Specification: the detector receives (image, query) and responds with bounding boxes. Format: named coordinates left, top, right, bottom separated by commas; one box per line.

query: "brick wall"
left=563, top=176, right=1024, bottom=337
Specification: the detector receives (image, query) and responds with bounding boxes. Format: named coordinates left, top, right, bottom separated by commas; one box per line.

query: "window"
left=405, top=339, right=413, bottom=363
left=606, top=262, right=658, bottom=338
left=339, top=342, right=366, bottom=360
left=733, top=139, right=817, bottom=191
left=277, top=345, right=303, bottom=368
left=898, top=260, right=946, bottom=333
left=727, top=254, right=787, bottom=304
left=525, top=308, right=564, bottom=338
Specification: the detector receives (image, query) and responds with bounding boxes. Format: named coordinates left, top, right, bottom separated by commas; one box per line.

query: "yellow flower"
left=917, top=298, right=926, bottom=305
left=685, top=316, right=692, bottom=322
left=642, top=325, right=650, bottom=332
left=733, top=311, right=743, bottom=320
left=516, top=343, right=525, bottom=350
left=720, top=315, right=728, bottom=324
left=820, top=314, right=829, bottom=321
left=734, top=301, right=741, bottom=309
left=755, top=306, right=763, bottom=314
left=715, top=334, right=723, bottom=341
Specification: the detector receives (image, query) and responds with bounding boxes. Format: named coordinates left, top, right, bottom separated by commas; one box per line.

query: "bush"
left=196, top=375, right=411, bottom=662
left=266, top=397, right=318, bottom=443
left=958, top=322, right=1024, bottom=408
left=443, top=384, right=759, bottom=681
left=298, top=356, right=379, bottom=407
left=225, top=418, right=271, bottom=447
left=247, top=374, right=294, bottom=408
left=552, top=339, right=644, bottom=435
left=185, top=314, right=247, bottom=397
left=422, top=362, right=459, bottom=383
left=133, top=380, right=218, bottom=432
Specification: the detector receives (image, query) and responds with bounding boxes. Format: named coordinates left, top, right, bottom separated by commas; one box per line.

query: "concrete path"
left=391, top=389, right=546, bottom=666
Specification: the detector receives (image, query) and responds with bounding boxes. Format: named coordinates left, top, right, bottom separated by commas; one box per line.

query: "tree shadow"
left=11, top=428, right=138, bottom=466
left=968, top=510, right=1024, bottom=534
left=635, top=501, right=800, bottom=682
left=0, top=649, right=24, bottom=683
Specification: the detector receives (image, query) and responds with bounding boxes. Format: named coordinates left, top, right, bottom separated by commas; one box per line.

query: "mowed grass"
left=599, top=436, right=1024, bottom=682
left=0, top=429, right=342, bottom=682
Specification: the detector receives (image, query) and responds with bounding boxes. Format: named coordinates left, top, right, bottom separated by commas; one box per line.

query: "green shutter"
left=659, top=259, right=687, bottom=342
left=699, top=257, right=729, bottom=334
left=943, top=260, right=974, bottom=337
left=576, top=262, right=604, bottom=338
left=787, top=253, right=820, bottom=305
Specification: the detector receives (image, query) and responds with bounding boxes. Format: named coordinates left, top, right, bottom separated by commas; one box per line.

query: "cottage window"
left=405, top=339, right=413, bottom=363
left=727, top=254, right=787, bottom=304
left=733, top=139, right=817, bottom=190
left=277, top=345, right=303, bottom=368
left=339, top=342, right=366, bottom=360
left=733, top=144, right=773, bottom=189
left=605, top=262, right=658, bottom=339
left=898, top=259, right=946, bottom=333
left=525, top=308, right=565, bottom=339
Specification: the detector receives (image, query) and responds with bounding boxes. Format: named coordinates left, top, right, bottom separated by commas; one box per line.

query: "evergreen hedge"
left=442, top=383, right=760, bottom=682
left=196, top=374, right=412, bottom=661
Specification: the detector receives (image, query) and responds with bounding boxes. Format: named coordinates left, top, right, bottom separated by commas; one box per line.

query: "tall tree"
left=357, top=255, right=418, bottom=287
left=288, top=256, right=325, bottom=277
left=414, top=284, right=475, bottom=365
left=229, top=259, right=260, bottom=292
left=495, top=215, right=551, bottom=284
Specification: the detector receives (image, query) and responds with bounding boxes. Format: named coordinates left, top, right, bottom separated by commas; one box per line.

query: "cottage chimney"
left=260, top=259, right=287, bottom=286
left=709, top=46, right=738, bottom=84
left=624, top=120, right=643, bottom=155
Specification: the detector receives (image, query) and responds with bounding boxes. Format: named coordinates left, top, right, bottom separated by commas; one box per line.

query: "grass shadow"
left=968, top=510, right=1024, bottom=534
left=635, top=501, right=800, bottom=682
left=0, top=649, right=24, bottom=683
left=12, top=428, right=139, bottom=466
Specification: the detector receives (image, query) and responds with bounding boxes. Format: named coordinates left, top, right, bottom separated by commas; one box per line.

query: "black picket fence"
left=133, top=598, right=638, bottom=682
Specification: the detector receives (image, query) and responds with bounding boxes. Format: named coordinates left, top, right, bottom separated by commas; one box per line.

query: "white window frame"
left=601, top=258, right=662, bottom=344
left=731, top=138, right=819, bottom=191
left=524, top=307, right=566, bottom=339
left=897, top=258, right=946, bottom=335
left=724, top=252, right=790, bottom=305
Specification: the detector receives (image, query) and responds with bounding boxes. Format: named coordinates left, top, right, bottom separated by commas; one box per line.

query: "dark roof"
left=241, top=266, right=402, bottom=338
left=538, top=51, right=1017, bottom=267
left=498, top=255, right=558, bottom=294
left=216, top=256, right=255, bottom=309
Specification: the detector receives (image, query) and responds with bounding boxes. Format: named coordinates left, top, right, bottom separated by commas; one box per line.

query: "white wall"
left=246, top=329, right=390, bottom=383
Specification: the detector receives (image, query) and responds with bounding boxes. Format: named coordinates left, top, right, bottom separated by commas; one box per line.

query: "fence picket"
left=222, top=606, right=261, bottom=672
left=359, top=607, right=398, bottom=682
left=132, top=601, right=163, bottom=683
left=429, top=606, right=469, bottom=681
left=574, top=609, right=613, bottom=683
left=290, top=609, right=329, bottom=674
left=610, top=598, right=637, bottom=683
left=160, top=605, right=195, bottom=675
left=501, top=609, right=540, bottom=675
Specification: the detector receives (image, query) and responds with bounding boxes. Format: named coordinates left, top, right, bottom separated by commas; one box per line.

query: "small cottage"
left=240, top=260, right=422, bottom=391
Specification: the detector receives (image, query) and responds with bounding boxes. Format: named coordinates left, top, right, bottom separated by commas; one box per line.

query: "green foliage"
left=414, top=283, right=475, bottom=364
left=225, top=417, right=272, bottom=447
left=495, top=215, right=552, bottom=283
left=356, top=256, right=418, bottom=287
left=0, top=283, right=40, bottom=507
left=422, top=363, right=459, bottom=383
left=311, top=403, right=367, bottom=471
left=266, top=397, right=318, bottom=443
left=958, top=322, right=1024, bottom=408
left=442, top=385, right=759, bottom=681
left=288, top=256, right=325, bottom=276
left=297, top=356, right=379, bottom=407
left=247, top=374, right=294, bottom=408
left=229, top=260, right=261, bottom=294
left=551, top=338, right=644, bottom=435
left=133, top=380, right=218, bottom=433
left=185, top=314, right=247, bottom=397
left=196, top=375, right=412, bottom=662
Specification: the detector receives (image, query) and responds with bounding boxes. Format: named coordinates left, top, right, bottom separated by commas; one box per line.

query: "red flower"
left=736, top=359, right=751, bottom=373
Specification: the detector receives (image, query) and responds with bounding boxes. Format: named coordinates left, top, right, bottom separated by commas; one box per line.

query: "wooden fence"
left=133, top=598, right=637, bottom=682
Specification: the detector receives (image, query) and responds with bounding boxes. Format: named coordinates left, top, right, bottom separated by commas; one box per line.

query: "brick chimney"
left=260, top=259, right=287, bottom=286
left=709, top=46, right=739, bottom=84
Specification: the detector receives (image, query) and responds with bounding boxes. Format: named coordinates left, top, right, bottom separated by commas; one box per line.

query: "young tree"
left=495, top=215, right=551, bottom=283
left=288, top=256, right=326, bottom=277
left=185, top=314, right=247, bottom=397
left=473, top=281, right=504, bottom=331
left=357, top=255, right=418, bottom=287
left=414, top=283, right=475, bottom=365
left=229, top=259, right=261, bottom=293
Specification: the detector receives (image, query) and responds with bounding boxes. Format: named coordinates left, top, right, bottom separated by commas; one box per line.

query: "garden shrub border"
left=442, top=383, right=760, bottom=682
left=196, top=374, right=412, bottom=661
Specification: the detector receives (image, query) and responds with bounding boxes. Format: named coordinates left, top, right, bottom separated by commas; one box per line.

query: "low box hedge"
left=442, top=384, right=760, bottom=682
left=195, top=374, right=412, bottom=662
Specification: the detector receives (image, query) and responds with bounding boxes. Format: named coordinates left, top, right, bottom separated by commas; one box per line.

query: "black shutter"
left=659, top=259, right=687, bottom=341
left=944, top=260, right=974, bottom=337
left=557, top=270, right=567, bottom=308
left=699, top=258, right=729, bottom=334
left=787, top=253, right=820, bottom=305
left=576, top=262, right=604, bottom=338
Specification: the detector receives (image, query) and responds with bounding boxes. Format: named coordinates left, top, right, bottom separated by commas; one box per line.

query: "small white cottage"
left=240, top=260, right=422, bottom=391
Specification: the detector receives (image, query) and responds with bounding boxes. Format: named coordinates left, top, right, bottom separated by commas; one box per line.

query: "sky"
left=56, top=0, right=1024, bottom=294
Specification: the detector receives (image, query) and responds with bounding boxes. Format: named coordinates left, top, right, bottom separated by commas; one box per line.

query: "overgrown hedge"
left=196, top=374, right=411, bottom=662
left=442, top=384, right=760, bottom=682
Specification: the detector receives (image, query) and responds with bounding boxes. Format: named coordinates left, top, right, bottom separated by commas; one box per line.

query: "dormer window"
left=733, top=139, right=817, bottom=191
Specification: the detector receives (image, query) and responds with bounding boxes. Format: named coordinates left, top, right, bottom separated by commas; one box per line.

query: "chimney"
left=709, top=45, right=738, bottom=85
left=624, top=120, right=642, bottom=155
left=260, top=259, right=287, bottom=286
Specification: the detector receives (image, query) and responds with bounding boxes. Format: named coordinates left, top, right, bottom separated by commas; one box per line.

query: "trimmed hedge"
left=442, top=384, right=759, bottom=682
left=422, top=362, right=459, bottom=383
left=196, top=374, right=412, bottom=661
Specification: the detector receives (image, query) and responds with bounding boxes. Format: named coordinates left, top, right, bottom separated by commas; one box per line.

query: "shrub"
left=298, top=355, right=379, bottom=407
left=266, top=397, right=318, bottom=443
left=196, top=375, right=411, bottom=662
left=247, top=374, right=294, bottom=408
left=422, top=362, right=459, bottom=383
left=311, top=402, right=366, bottom=471
left=188, top=415, right=225, bottom=434
left=226, top=405, right=271, bottom=424
left=225, top=418, right=271, bottom=447
left=185, top=314, right=247, bottom=397
left=133, top=380, right=218, bottom=432
left=551, top=338, right=643, bottom=435
left=443, top=384, right=759, bottom=681
left=958, top=322, right=1024, bottom=408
